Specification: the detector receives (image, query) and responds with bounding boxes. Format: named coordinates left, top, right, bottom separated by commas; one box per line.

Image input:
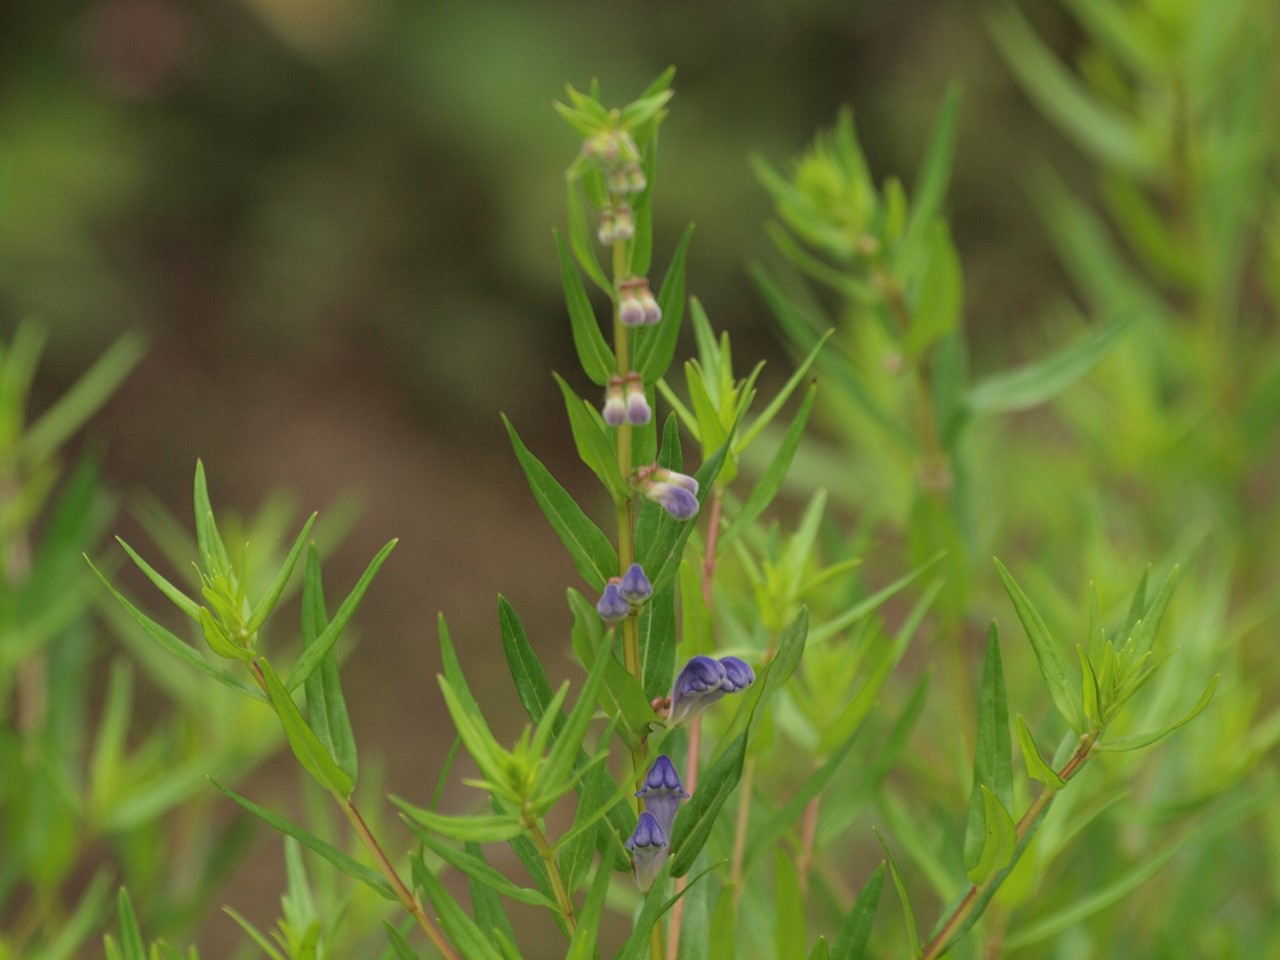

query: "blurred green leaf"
left=874, top=832, right=920, bottom=955
left=905, top=223, right=962, bottom=358
left=567, top=186, right=610, bottom=294
left=114, top=537, right=199, bottom=622
left=565, top=862, right=612, bottom=960
left=394, top=797, right=525, bottom=843
left=409, top=830, right=553, bottom=908
left=986, top=0, right=1157, bottom=174
left=831, top=863, right=884, bottom=960
left=410, top=855, right=503, bottom=960
left=776, top=851, right=807, bottom=960
left=22, top=331, right=145, bottom=467
left=899, top=85, right=961, bottom=262
left=966, top=314, right=1130, bottom=417
left=504, top=415, right=617, bottom=591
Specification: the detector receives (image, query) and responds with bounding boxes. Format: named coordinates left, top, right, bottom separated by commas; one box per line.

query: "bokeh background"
left=2, top=0, right=1097, bottom=951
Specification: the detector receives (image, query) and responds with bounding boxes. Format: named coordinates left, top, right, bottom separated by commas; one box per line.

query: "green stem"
left=916, top=734, right=1097, bottom=960
left=529, top=821, right=578, bottom=933
left=651, top=920, right=666, bottom=960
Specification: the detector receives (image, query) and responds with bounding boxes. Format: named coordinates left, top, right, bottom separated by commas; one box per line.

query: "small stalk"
left=340, top=796, right=461, bottom=960
left=529, top=820, right=578, bottom=933
left=916, top=734, right=1097, bottom=960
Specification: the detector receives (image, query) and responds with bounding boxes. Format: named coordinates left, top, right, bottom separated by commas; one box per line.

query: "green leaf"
left=535, top=620, right=613, bottom=807
left=558, top=756, right=610, bottom=892
left=808, top=939, right=830, bottom=960
left=85, top=557, right=264, bottom=700
left=567, top=185, right=611, bottom=294
left=465, top=842, right=520, bottom=953
left=498, top=595, right=557, bottom=731
left=1015, top=715, right=1066, bottom=789
left=553, top=372, right=627, bottom=499
left=735, top=329, right=830, bottom=453
left=1129, top=564, right=1182, bottom=657
left=1078, top=645, right=1101, bottom=731
left=966, top=316, right=1130, bottom=416
left=300, top=546, right=358, bottom=783
left=22, top=330, right=145, bottom=466
left=720, top=380, right=817, bottom=552
left=244, top=512, right=317, bottom=634
left=565, top=862, right=613, bottom=960
left=394, top=796, right=526, bottom=843
left=831, top=863, right=885, bottom=960
left=638, top=579, right=677, bottom=700
left=905, top=223, right=962, bottom=358
left=383, top=922, right=422, bottom=960
left=43, top=871, right=112, bottom=960
left=259, top=656, right=353, bottom=796
left=567, top=588, right=655, bottom=739
left=776, top=851, right=807, bottom=960
left=615, top=862, right=719, bottom=960
left=286, top=539, right=397, bottom=691
left=192, top=460, right=230, bottom=573
left=628, top=137, right=657, bottom=279
left=994, top=558, right=1085, bottom=733
left=211, top=780, right=396, bottom=899
left=874, top=832, right=920, bottom=955
left=410, top=830, right=554, bottom=908
left=965, top=785, right=1017, bottom=885
left=115, top=537, right=199, bottom=622
left=1098, top=675, right=1220, bottom=751
left=965, top=624, right=1012, bottom=874
left=639, top=434, right=732, bottom=595
left=554, top=229, right=614, bottom=385
left=986, top=0, right=1157, bottom=173
left=115, top=888, right=146, bottom=960
left=504, top=415, right=618, bottom=591
left=199, top=606, right=250, bottom=661
left=900, top=85, right=961, bottom=258
left=669, top=727, right=748, bottom=877
left=411, top=856, right=503, bottom=960
left=635, top=225, right=694, bottom=383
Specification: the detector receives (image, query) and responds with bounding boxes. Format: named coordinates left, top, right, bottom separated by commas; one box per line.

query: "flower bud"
left=619, top=561, right=653, bottom=606
left=625, top=812, right=669, bottom=891
left=635, top=755, right=688, bottom=839
left=633, top=464, right=700, bottom=520
left=626, top=162, right=647, bottom=193
left=607, top=165, right=630, bottom=195
left=624, top=372, right=650, bottom=425
left=667, top=654, right=755, bottom=726
left=602, top=376, right=626, bottom=427
left=614, top=203, right=634, bottom=241
left=618, top=279, right=645, bottom=326
left=637, top=279, right=662, bottom=326
left=597, top=208, right=616, bottom=246
left=596, top=581, right=630, bottom=622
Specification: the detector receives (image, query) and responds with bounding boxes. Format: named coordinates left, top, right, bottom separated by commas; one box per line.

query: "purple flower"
left=625, top=811, right=669, bottom=891
left=619, top=562, right=653, bottom=606
left=635, top=279, right=662, bottom=326
left=597, top=208, right=617, bottom=246
left=633, top=465, right=700, bottom=520
left=596, top=582, right=630, bottom=622
left=625, top=373, right=651, bottom=425
left=602, top=376, right=626, bottom=427
left=636, top=755, right=688, bottom=838
left=614, top=202, right=635, bottom=241
left=667, top=655, right=756, bottom=726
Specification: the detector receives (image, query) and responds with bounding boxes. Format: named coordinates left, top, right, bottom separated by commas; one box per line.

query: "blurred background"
left=2, top=0, right=1098, bottom=951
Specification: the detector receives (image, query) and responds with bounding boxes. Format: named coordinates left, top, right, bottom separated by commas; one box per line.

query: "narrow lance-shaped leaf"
left=395, top=797, right=525, bottom=843
left=300, top=545, right=357, bottom=782
left=719, top=380, right=817, bottom=551
left=409, top=830, right=554, bottom=908
left=192, top=460, right=231, bottom=573
left=899, top=84, right=961, bottom=259
left=244, top=512, right=317, bottom=634
left=410, top=855, right=503, bottom=960
left=85, top=557, right=264, bottom=700
left=554, top=229, right=614, bottom=385
left=831, top=863, right=885, bottom=960
left=966, top=785, right=1018, bottom=885
left=286, top=538, right=398, bottom=691
left=635, top=224, right=694, bottom=382
left=258, top=656, right=353, bottom=796
left=211, top=780, right=395, bottom=900
left=1097, top=675, right=1220, bottom=752
left=995, top=558, right=1085, bottom=733
left=553, top=372, right=628, bottom=499
left=504, top=415, right=618, bottom=592
left=114, top=537, right=200, bottom=622
left=567, top=185, right=611, bottom=294
left=874, top=831, right=920, bottom=955
left=966, top=622, right=1012, bottom=877
left=114, top=888, right=146, bottom=960
left=565, top=862, right=613, bottom=960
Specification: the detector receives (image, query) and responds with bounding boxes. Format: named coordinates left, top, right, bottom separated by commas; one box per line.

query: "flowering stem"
left=915, top=734, right=1097, bottom=960
left=529, top=820, right=578, bottom=933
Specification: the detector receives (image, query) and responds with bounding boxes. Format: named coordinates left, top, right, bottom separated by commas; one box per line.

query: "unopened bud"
left=619, top=279, right=645, bottom=326
left=625, top=372, right=650, bottom=425
left=598, top=209, right=616, bottom=246
left=614, top=203, right=634, bottom=241
left=602, top=376, right=626, bottom=426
